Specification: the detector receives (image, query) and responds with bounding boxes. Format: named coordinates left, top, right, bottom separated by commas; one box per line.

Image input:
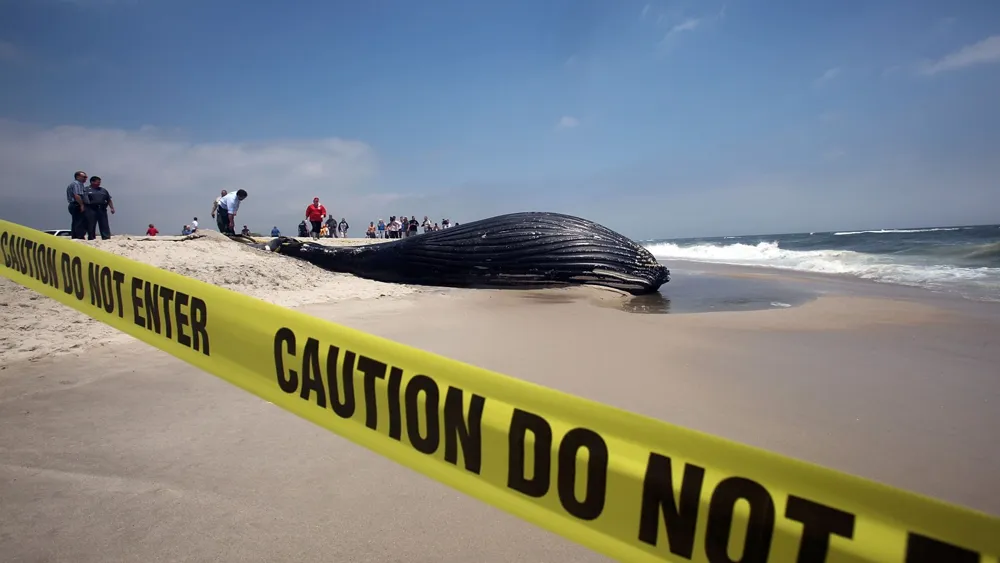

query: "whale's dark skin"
left=260, top=212, right=670, bottom=295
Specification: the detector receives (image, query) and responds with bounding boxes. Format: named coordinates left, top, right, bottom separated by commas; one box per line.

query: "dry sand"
left=0, top=232, right=417, bottom=363
left=2, top=240, right=999, bottom=562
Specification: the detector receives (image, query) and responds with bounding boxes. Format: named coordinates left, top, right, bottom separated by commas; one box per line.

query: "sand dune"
left=0, top=231, right=418, bottom=363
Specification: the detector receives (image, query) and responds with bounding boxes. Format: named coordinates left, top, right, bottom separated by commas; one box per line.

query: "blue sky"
left=1, top=0, right=998, bottom=239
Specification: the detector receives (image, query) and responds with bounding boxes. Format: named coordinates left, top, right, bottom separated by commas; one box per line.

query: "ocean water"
left=643, top=224, right=1000, bottom=303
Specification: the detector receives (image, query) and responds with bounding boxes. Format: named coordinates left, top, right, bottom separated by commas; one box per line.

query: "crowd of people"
left=59, top=176, right=460, bottom=242
left=362, top=216, right=457, bottom=238
left=291, top=198, right=460, bottom=240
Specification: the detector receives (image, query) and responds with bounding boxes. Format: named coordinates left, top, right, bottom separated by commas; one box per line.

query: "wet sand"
left=2, top=261, right=999, bottom=562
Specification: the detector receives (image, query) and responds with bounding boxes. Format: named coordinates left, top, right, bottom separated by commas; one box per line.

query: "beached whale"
left=259, top=212, right=670, bottom=295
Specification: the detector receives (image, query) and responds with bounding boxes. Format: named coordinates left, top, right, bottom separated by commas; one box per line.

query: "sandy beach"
left=0, top=232, right=412, bottom=363
left=2, top=235, right=999, bottom=562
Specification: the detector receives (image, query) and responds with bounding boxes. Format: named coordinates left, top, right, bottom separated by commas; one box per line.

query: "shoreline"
left=4, top=233, right=999, bottom=364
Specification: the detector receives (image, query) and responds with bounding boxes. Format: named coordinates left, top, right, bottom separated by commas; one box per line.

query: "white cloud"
left=668, top=18, right=701, bottom=35
left=813, top=67, right=841, bottom=86
left=555, top=116, right=580, bottom=130
left=655, top=8, right=724, bottom=52
left=641, top=4, right=650, bottom=19
left=918, top=34, right=1000, bottom=75
left=0, top=120, right=379, bottom=235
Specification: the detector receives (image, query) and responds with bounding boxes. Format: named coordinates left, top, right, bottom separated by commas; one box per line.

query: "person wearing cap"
left=83, top=175, right=115, bottom=240
left=305, top=197, right=327, bottom=240
left=325, top=214, right=337, bottom=238
left=216, top=189, right=247, bottom=235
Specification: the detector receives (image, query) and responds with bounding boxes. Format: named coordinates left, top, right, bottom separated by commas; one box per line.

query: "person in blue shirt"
left=64, top=170, right=88, bottom=239
left=270, top=226, right=280, bottom=237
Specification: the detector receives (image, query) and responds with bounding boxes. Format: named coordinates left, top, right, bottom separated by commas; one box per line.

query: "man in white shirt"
left=215, top=189, right=248, bottom=235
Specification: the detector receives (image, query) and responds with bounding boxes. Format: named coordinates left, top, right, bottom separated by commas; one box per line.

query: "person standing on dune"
left=64, top=170, right=88, bottom=239
left=210, top=190, right=228, bottom=222
left=305, top=197, right=327, bottom=240
left=216, top=189, right=247, bottom=235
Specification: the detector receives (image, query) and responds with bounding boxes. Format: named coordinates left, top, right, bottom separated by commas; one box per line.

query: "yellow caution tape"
left=1, top=219, right=997, bottom=563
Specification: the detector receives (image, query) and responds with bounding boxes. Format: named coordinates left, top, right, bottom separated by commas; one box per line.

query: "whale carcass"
left=259, top=212, right=670, bottom=295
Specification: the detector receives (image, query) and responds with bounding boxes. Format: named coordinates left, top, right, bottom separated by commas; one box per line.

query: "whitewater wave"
left=833, top=227, right=965, bottom=236
left=644, top=241, right=1000, bottom=301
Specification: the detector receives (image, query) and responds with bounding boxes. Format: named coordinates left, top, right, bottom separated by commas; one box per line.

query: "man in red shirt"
left=146, top=224, right=159, bottom=236
left=305, top=197, right=327, bottom=239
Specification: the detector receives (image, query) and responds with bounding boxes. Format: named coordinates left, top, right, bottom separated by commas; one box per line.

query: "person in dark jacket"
left=83, top=176, right=115, bottom=240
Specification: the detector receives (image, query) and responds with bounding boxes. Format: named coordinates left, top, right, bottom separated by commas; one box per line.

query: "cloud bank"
left=919, top=35, right=1000, bottom=75
left=0, top=120, right=380, bottom=235
left=1, top=115, right=998, bottom=242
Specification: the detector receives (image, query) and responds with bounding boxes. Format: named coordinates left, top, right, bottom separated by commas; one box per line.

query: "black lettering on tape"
left=33, top=243, right=45, bottom=284
left=705, top=477, right=776, bottom=563
left=300, top=337, right=327, bottom=408
left=17, top=236, right=29, bottom=276
left=0, top=231, right=8, bottom=268
left=127, top=276, right=210, bottom=354
left=174, top=291, right=190, bottom=346
left=61, top=253, right=73, bottom=295
left=71, top=257, right=84, bottom=300
left=358, top=355, right=388, bottom=431
left=638, top=453, right=705, bottom=558
left=269, top=334, right=482, bottom=472
left=507, top=409, right=552, bottom=498
left=387, top=367, right=403, bottom=440
left=143, top=281, right=161, bottom=333
left=443, top=387, right=485, bottom=474
left=43, top=245, right=59, bottom=289
left=4, top=234, right=16, bottom=272
left=785, top=495, right=855, bottom=563
left=557, top=428, right=608, bottom=520
left=34, top=243, right=45, bottom=285
left=100, top=266, right=114, bottom=314
left=274, top=327, right=299, bottom=393
left=131, top=278, right=144, bottom=327
left=404, top=374, right=440, bottom=454
left=35, top=243, right=46, bottom=284
left=11, top=236, right=24, bottom=274
left=0, top=235, right=60, bottom=289
left=33, top=243, right=47, bottom=285
left=87, top=262, right=102, bottom=309
left=31, top=241, right=42, bottom=282
left=326, top=347, right=356, bottom=418
left=19, top=237, right=29, bottom=276
left=23, top=238, right=35, bottom=278
left=8, top=235, right=20, bottom=274
left=17, top=237, right=27, bottom=275
left=0, top=234, right=55, bottom=291
left=159, top=286, right=175, bottom=338
left=188, top=296, right=209, bottom=354
left=8, top=236, right=17, bottom=273
left=905, top=533, right=980, bottom=563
